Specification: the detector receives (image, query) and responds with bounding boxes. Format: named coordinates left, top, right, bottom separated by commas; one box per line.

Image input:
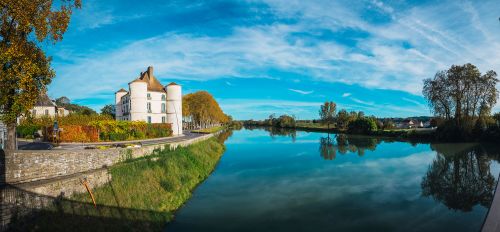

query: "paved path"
left=17, top=131, right=205, bottom=150
left=482, top=173, right=500, bottom=232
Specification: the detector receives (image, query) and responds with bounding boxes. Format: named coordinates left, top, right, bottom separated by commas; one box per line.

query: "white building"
left=30, top=92, right=70, bottom=118
left=115, top=66, right=183, bottom=136
left=0, top=121, right=6, bottom=149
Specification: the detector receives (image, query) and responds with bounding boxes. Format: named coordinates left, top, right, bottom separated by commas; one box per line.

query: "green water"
left=166, top=128, right=500, bottom=232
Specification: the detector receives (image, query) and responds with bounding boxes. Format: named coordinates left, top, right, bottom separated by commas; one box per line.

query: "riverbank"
left=6, top=137, right=227, bottom=231
left=250, top=122, right=436, bottom=141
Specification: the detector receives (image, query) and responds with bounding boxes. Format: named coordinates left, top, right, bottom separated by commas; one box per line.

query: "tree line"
left=423, top=63, right=500, bottom=141
left=318, top=101, right=378, bottom=134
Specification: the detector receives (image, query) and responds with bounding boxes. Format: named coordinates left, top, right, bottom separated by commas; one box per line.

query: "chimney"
left=147, top=66, right=153, bottom=76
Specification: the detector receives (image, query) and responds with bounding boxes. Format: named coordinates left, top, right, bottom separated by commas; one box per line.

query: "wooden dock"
left=482, top=174, right=500, bottom=232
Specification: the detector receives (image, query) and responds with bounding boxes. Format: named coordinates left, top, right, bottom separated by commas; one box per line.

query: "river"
left=166, top=128, right=500, bottom=232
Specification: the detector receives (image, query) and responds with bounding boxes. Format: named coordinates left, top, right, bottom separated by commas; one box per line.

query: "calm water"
left=166, top=128, right=500, bottom=232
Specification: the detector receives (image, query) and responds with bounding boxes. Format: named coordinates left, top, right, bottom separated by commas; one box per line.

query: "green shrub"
left=17, top=124, right=41, bottom=138
left=347, top=117, right=378, bottom=134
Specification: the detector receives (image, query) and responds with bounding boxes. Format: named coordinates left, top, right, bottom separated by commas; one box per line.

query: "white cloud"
left=342, top=93, right=351, bottom=97
left=51, top=0, right=500, bottom=111
left=288, top=88, right=314, bottom=95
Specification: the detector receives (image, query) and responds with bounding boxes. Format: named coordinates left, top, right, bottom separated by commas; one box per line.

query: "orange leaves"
left=0, top=0, right=79, bottom=125
left=182, top=91, right=230, bottom=124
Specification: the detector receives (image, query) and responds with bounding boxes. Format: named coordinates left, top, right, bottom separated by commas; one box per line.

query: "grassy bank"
left=9, top=138, right=226, bottom=231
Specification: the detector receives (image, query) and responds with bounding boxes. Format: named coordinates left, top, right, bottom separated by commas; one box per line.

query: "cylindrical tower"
left=129, top=80, right=148, bottom=122
left=166, top=82, right=182, bottom=136
left=115, top=89, right=127, bottom=120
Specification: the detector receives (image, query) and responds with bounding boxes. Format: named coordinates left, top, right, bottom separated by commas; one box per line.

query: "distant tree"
left=0, top=0, right=81, bottom=150
left=423, top=64, right=498, bottom=129
left=494, top=112, right=500, bottom=126
left=337, top=109, right=350, bottom=130
left=56, top=96, right=71, bottom=105
left=319, top=101, right=336, bottom=129
left=348, top=117, right=378, bottom=134
left=276, top=114, right=296, bottom=128
left=100, top=104, right=115, bottom=118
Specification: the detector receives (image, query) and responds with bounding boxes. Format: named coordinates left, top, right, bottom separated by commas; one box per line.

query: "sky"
left=44, top=0, right=500, bottom=120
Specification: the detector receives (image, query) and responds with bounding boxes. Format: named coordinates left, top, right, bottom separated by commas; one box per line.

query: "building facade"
left=115, top=66, right=183, bottom=135
left=30, top=92, right=70, bottom=118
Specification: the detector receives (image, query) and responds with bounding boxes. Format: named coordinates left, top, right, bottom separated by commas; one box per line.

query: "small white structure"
left=30, top=92, right=70, bottom=118
left=0, top=121, right=6, bottom=149
left=115, top=66, right=183, bottom=136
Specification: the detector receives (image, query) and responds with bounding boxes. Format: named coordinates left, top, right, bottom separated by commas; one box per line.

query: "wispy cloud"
left=350, top=97, right=375, bottom=106
left=288, top=88, right=314, bottom=95
left=47, top=0, right=500, bottom=117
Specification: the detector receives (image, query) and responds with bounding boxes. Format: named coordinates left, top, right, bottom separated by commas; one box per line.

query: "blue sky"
left=44, top=0, right=500, bottom=120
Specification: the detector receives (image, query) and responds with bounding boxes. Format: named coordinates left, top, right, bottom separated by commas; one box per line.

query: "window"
left=33, top=109, right=36, bottom=116
left=147, top=93, right=151, bottom=100
left=147, top=116, right=152, bottom=124
left=147, top=102, right=152, bottom=113
left=161, top=94, right=166, bottom=101
left=162, top=116, right=166, bottom=123
left=161, top=103, right=166, bottom=113
left=45, top=109, right=49, bottom=116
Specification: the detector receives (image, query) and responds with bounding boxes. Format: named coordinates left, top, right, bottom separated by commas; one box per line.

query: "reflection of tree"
left=265, top=127, right=296, bottom=142
left=320, top=135, right=336, bottom=160
left=243, top=125, right=297, bottom=142
left=216, top=130, right=234, bottom=143
left=421, top=145, right=496, bottom=212
left=319, top=134, right=381, bottom=160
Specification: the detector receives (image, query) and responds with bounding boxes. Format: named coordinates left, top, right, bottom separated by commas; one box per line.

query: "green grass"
left=74, top=138, right=225, bottom=212
left=9, top=138, right=226, bottom=231
left=192, top=126, right=226, bottom=133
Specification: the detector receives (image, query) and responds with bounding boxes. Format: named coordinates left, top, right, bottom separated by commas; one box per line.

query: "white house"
left=30, top=92, right=70, bottom=118
left=115, top=66, right=183, bottom=136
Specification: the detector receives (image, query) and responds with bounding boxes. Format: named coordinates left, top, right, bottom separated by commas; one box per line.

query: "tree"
left=319, top=101, right=336, bottom=129
left=100, top=104, right=115, bottom=118
left=423, top=64, right=498, bottom=130
left=347, top=117, right=378, bottom=134
left=182, top=91, right=229, bottom=128
left=336, top=109, right=350, bottom=130
left=0, top=0, right=81, bottom=149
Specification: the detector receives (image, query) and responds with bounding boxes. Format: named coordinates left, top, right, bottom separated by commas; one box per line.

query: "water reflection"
left=319, top=134, right=381, bottom=160
left=245, top=125, right=297, bottom=142
left=421, top=144, right=500, bottom=212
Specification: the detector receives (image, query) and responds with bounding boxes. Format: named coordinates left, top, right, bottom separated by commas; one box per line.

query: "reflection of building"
left=114, top=66, right=183, bottom=135
left=30, top=92, right=70, bottom=118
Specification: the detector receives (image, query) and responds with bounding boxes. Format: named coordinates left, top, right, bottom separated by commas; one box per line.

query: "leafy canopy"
left=0, top=0, right=81, bottom=124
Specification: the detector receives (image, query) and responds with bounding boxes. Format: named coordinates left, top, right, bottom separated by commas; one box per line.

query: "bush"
left=22, top=114, right=173, bottom=142
left=347, top=117, right=378, bottom=134
left=17, top=124, right=41, bottom=138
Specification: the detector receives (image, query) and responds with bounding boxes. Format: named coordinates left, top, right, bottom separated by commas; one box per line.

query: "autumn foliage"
left=19, top=114, right=172, bottom=142
left=0, top=0, right=81, bottom=149
left=183, top=91, right=230, bottom=128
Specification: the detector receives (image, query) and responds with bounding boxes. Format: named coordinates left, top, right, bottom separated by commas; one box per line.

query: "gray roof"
left=35, top=92, right=57, bottom=107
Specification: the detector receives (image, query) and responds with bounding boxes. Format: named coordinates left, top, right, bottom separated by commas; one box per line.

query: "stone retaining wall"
left=0, top=133, right=214, bottom=184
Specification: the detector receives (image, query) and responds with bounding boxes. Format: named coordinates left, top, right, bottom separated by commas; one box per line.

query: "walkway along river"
left=167, top=128, right=500, bottom=232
